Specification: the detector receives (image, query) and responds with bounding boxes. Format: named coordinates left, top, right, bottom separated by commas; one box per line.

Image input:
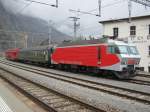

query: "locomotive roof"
left=108, top=39, right=128, bottom=46
left=58, top=38, right=130, bottom=47
left=58, top=38, right=108, bottom=47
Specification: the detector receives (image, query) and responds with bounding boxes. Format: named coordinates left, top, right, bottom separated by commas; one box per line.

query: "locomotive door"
left=97, top=46, right=101, bottom=65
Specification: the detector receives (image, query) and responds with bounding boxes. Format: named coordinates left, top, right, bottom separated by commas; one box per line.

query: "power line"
left=69, top=9, right=100, bottom=17
left=16, top=1, right=32, bottom=14
left=69, top=0, right=102, bottom=17
left=22, top=0, right=58, bottom=8
left=131, top=0, right=150, bottom=7
left=127, top=0, right=150, bottom=23
left=0, top=29, right=48, bottom=35
left=70, top=0, right=126, bottom=18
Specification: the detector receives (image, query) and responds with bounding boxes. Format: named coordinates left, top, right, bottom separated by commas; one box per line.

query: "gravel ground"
left=40, top=68, right=150, bottom=94
left=5, top=60, right=150, bottom=95
left=0, top=77, right=48, bottom=112
left=0, top=63, right=150, bottom=112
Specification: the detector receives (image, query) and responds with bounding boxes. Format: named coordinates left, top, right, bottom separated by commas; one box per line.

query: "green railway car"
left=18, top=46, right=54, bottom=65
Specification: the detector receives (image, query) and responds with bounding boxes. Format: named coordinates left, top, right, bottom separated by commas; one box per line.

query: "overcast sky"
left=2, top=0, right=150, bottom=37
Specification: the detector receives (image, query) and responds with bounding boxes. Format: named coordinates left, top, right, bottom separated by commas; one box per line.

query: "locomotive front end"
left=116, top=44, right=141, bottom=79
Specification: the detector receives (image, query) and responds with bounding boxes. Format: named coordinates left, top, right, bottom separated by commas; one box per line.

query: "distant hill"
left=0, top=1, right=72, bottom=51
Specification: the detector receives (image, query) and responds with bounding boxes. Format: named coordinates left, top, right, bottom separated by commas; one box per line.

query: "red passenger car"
left=5, top=48, right=20, bottom=61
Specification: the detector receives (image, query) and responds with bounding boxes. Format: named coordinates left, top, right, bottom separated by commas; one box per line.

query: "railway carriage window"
left=37, top=51, right=39, bottom=56
left=43, top=51, right=45, bottom=55
left=35, top=51, right=37, bottom=56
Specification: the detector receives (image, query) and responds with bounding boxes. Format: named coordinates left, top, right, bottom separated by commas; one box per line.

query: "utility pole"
left=31, top=36, right=33, bottom=47
left=14, top=40, right=17, bottom=48
left=98, top=0, right=101, bottom=17
left=48, top=20, right=53, bottom=46
left=128, top=0, right=132, bottom=23
left=25, top=33, right=28, bottom=48
left=69, top=17, right=80, bottom=38
left=56, top=0, right=58, bottom=8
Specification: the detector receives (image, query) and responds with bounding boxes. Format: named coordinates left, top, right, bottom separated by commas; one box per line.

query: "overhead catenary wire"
left=76, top=0, right=127, bottom=17
left=68, top=0, right=128, bottom=37
left=22, top=0, right=58, bottom=7
left=131, top=0, right=150, bottom=7
left=0, top=29, right=49, bottom=35
left=16, top=1, right=33, bottom=14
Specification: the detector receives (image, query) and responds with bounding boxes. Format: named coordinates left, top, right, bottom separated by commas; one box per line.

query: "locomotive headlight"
left=121, top=58, right=127, bottom=65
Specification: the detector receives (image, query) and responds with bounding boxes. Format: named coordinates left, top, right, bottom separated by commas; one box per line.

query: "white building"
left=100, top=15, right=150, bottom=72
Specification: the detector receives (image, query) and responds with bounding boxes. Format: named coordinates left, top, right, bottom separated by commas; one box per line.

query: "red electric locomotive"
left=51, top=38, right=141, bottom=79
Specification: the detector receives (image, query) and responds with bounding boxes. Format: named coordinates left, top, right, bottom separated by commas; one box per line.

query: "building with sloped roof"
left=100, top=15, right=150, bottom=72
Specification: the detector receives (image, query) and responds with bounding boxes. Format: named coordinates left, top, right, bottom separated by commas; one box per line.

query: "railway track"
left=128, top=78, right=150, bottom=86
left=0, top=60, right=150, bottom=105
left=137, top=73, right=150, bottom=78
left=0, top=69, right=102, bottom=112
left=1, top=59, right=150, bottom=87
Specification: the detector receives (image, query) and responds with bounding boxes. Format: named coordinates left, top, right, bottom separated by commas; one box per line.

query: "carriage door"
left=97, top=46, right=101, bottom=65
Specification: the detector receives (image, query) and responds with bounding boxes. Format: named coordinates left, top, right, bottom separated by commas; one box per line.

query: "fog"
left=1, top=0, right=150, bottom=37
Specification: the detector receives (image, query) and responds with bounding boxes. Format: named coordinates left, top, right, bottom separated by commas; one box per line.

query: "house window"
left=113, top=27, right=118, bottom=38
left=130, top=26, right=136, bottom=36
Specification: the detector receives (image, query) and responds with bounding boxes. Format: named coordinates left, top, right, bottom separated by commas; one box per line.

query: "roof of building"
left=99, top=15, right=150, bottom=24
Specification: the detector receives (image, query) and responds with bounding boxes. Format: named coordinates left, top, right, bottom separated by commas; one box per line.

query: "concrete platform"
left=0, top=79, right=34, bottom=112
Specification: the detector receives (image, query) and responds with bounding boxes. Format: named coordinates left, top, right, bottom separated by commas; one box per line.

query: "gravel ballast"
left=0, top=63, right=150, bottom=112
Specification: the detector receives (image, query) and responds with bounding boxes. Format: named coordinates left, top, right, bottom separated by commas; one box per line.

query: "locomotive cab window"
left=108, top=46, right=121, bottom=54
left=108, top=46, right=114, bottom=54
left=129, top=46, right=139, bottom=55
left=118, top=46, right=129, bottom=54
left=108, top=46, right=117, bottom=54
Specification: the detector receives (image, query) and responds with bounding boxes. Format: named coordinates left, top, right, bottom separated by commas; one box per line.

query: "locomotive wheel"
left=113, top=71, right=130, bottom=79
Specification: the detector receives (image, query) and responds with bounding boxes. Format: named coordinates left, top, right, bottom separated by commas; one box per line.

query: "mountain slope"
left=0, top=1, right=72, bottom=51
